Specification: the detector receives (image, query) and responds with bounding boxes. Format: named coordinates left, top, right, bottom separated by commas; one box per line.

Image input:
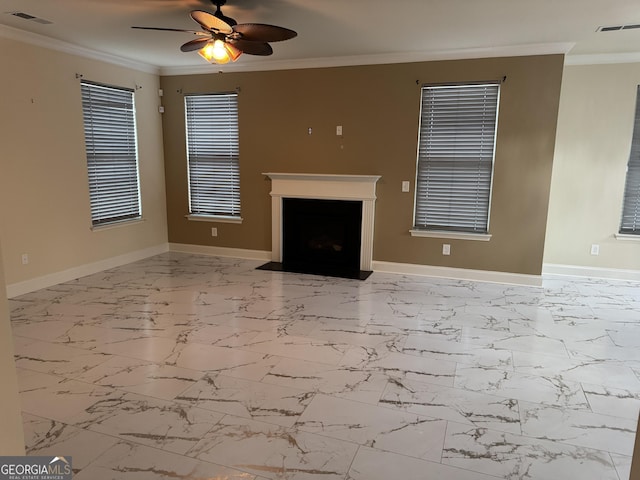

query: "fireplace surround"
left=260, top=173, right=381, bottom=279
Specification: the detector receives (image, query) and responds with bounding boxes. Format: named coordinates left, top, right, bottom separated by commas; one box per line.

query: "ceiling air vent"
left=597, top=23, right=640, bottom=32
left=8, top=12, right=52, bottom=24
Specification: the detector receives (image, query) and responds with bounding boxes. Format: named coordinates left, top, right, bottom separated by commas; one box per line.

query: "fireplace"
left=260, top=173, right=381, bottom=280
left=282, top=198, right=363, bottom=278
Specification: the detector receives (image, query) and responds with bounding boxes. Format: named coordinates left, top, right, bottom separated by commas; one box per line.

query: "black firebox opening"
left=257, top=198, right=371, bottom=280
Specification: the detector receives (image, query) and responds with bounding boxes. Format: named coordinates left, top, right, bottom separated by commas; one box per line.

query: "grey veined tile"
left=581, top=382, right=640, bottom=420
left=10, top=253, right=640, bottom=480
left=14, top=340, right=112, bottom=378
left=94, top=335, right=188, bottom=364
left=340, top=348, right=456, bottom=387
left=240, top=331, right=351, bottom=365
left=347, top=446, right=498, bottom=480
left=23, top=413, right=119, bottom=473
left=610, top=453, right=632, bottom=480
left=12, top=320, right=152, bottom=351
left=70, top=391, right=225, bottom=455
left=189, top=414, right=358, bottom=480
left=75, top=355, right=203, bottom=401
left=519, top=401, right=637, bottom=456
left=512, top=350, right=640, bottom=391
left=454, top=365, right=590, bottom=409
left=379, top=377, right=522, bottom=435
left=443, top=422, right=620, bottom=480
left=74, top=441, right=255, bottom=480
left=19, top=374, right=117, bottom=423
left=296, top=394, right=447, bottom=462
left=261, top=357, right=389, bottom=405
left=171, top=343, right=282, bottom=380
left=461, top=327, right=571, bottom=358
left=402, top=334, right=513, bottom=369
left=176, top=374, right=313, bottom=428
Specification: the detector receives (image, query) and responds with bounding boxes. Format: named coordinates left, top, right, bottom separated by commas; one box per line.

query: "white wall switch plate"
left=443, top=244, right=451, bottom=255
left=211, top=227, right=218, bottom=237
left=590, top=244, right=599, bottom=255
left=402, top=181, right=410, bottom=192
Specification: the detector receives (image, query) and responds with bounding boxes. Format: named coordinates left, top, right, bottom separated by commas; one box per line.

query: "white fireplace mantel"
left=263, top=173, right=381, bottom=271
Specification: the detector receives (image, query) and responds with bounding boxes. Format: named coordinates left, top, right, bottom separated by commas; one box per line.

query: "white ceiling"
left=2, top=0, right=640, bottom=74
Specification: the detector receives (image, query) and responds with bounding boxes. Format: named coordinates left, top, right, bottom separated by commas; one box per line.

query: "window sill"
left=186, top=214, right=243, bottom=224
left=91, top=217, right=144, bottom=231
left=615, top=233, right=640, bottom=242
left=410, top=229, right=491, bottom=241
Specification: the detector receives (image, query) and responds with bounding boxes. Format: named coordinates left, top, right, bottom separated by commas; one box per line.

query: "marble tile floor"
left=9, top=252, right=640, bottom=480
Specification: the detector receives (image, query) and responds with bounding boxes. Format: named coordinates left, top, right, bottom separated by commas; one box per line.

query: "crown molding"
left=5, top=23, right=638, bottom=75
left=565, top=51, right=640, bottom=66
left=0, top=24, right=160, bottom=75
left=159, top=42, right=574, bottom=76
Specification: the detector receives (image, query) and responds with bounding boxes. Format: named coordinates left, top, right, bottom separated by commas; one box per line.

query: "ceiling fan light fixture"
left=212, top=39, right=230, bottom=62
left=133, top=0, right=295, bottom=65
left=198, top=38, right=242, bottom=64
left=224, top=41, right=242, bottom=62
left=198, top=41, right=217, bottom=62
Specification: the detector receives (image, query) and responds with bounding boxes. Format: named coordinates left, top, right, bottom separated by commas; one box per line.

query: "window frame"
left=619, top=85, right=640, bottom=236
left=81, top=80, right=141, bottom=228
left=411, top=82, right=500, bottom=240
left=184, top=92, right=242, bottom=222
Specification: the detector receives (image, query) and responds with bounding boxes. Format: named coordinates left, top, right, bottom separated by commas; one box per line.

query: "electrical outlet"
left=402, top=181, right=410, bottom=192
left=590, top=244, right=600, bottom=256
left=211, top=227, right=218, bottom=237
left=336, top=125, right=343, bottom=136
left=442, top=244, right=451, bottom=256
left=21, top=253, right=29, bottom=265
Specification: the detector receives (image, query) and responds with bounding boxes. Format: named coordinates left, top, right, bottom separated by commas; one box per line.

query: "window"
left=620, top=86, right=640, bottom=235
left=81, top=81, right=141, bottom=227
left=185, top=93, right=241, bottom=219
left=413, top=83, right=500, bottom=236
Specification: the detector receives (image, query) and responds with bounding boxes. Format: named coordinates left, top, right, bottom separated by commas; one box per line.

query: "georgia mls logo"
left=0, top=456, right=73, bottom=479
left=49, top=457, right=71, bottom=473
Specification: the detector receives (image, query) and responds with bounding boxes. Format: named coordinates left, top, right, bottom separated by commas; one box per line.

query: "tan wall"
left=0, top=36, right=168, bottom=286
left=162, top=55, right=564, bottom=275
left=545, top=63, right=640, bottom=270
left=0, top=240, right=25, bottom=454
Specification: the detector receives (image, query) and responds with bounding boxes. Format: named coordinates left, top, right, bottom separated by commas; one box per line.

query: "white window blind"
left=414, top=83, right=500, bottom=234
left=185, top=93, right=241, bottom=218
left=620, top=85, right=640, bottom=234
left=81, top=81, right=141, bottom=227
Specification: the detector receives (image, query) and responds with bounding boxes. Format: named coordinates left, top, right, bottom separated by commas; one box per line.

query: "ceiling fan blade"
left=191, top=10, right=233, bottom=34
left=132, top=26, right=206, bottom=35
left=181, top=38, right=211, bottom=52
left=229, top=39, right=273, bottom=56
left=233, top=23, right=297, bottom=43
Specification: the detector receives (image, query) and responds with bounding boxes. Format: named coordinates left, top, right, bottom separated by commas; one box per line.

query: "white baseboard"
left=169, top=243, right=272, bottom=261
left=543, top=263, right=640, bottom=282
left=169, top=246, right=542, bottom=286
left=6, top=243, right=170, bottom=298
left=372, top=261, right=543, bottom=287
left=5, top=242, right=557, bottom=298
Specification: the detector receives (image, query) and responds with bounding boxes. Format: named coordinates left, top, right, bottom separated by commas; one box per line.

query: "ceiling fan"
left=132, top=0, right=297, bottom=64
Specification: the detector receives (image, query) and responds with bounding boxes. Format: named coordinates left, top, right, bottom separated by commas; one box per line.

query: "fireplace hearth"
left=259, top=173, right=380, bottom=280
